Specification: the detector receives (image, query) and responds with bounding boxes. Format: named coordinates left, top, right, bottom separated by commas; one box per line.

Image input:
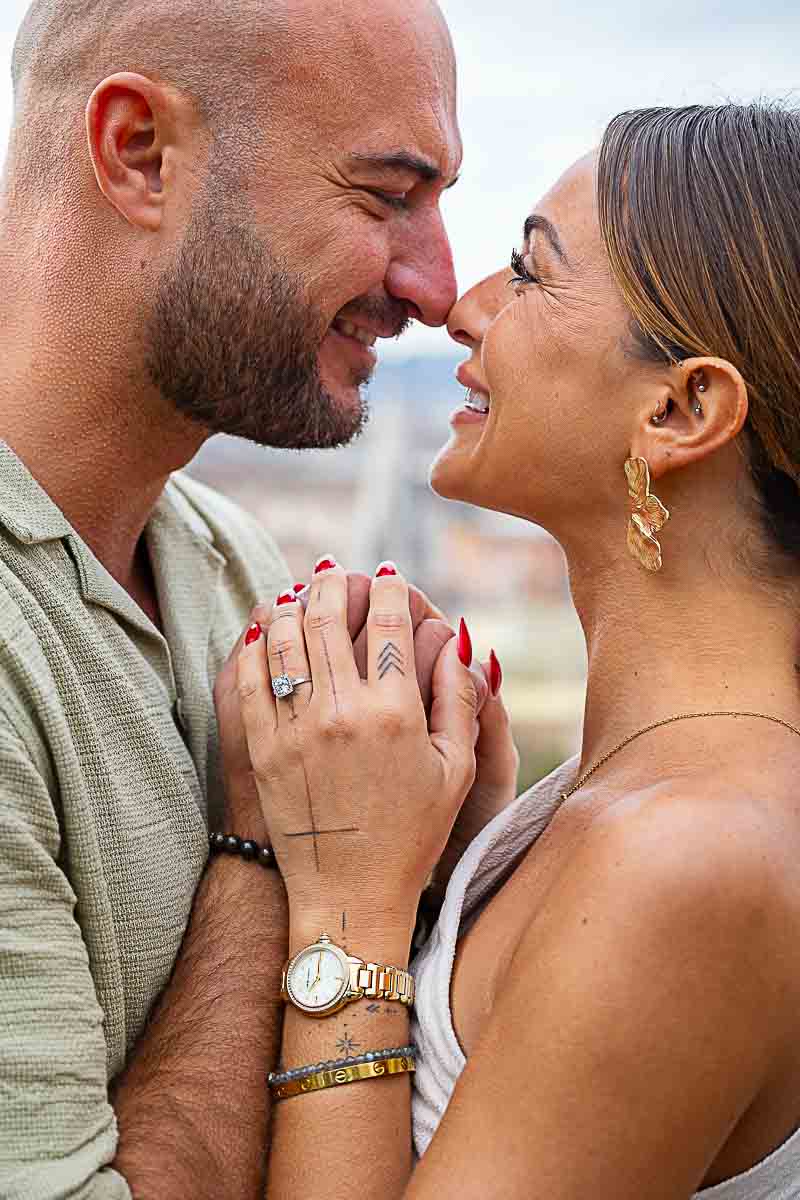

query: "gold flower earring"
left=624, top=456, right=670, bottom=572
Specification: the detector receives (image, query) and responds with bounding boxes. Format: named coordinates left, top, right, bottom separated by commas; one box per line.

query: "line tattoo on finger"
left=378, top=641, right=405, bottom=679
left=321, top=630, right=339, bottom=711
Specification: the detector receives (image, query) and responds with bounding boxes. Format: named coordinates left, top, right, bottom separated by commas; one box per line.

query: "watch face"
left=287, top=944, right=349, bottom=1012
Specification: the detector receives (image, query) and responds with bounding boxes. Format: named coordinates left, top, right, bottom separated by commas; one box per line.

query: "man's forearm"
left=110, top=857, right=288, bottom=1200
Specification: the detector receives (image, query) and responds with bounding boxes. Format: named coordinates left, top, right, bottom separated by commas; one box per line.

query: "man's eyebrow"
left=347, top=152, right=460, bottom=188
left=524, top=214, right=567, bottom=262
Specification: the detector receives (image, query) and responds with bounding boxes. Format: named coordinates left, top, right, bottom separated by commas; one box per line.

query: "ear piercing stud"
left=651, top=401, right=669, bottom=425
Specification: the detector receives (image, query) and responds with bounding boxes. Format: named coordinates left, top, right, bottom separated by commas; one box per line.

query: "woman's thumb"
left=429, top=634, right=480, bottom=786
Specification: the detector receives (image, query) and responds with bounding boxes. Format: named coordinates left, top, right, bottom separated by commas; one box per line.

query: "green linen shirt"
left=0, top=441, right=291, bottom=1200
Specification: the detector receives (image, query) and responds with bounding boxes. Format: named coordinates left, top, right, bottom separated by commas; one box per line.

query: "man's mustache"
left=335, top=294, right=412, bottom=340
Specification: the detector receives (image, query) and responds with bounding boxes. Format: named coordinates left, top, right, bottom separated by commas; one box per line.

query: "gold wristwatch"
left=281, top=933, right=415, bottom=1018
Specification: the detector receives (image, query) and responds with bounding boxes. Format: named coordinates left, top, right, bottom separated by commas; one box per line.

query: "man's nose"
left=384, top=210, right=458, bottom=328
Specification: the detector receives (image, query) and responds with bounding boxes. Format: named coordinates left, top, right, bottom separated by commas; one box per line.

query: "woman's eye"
left=509, top=247, right=540, bottom=289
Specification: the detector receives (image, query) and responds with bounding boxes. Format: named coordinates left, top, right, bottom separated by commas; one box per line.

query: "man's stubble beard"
left=145, top=200, right=370, bottom=450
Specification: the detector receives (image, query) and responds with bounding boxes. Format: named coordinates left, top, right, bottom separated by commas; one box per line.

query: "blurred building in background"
left=187, top=353, right=587, bottom=789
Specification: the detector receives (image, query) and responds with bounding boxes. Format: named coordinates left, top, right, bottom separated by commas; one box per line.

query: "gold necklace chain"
left=561, top=711, right=800, bottom=802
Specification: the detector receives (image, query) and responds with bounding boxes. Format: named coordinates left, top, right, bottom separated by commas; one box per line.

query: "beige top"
left=411, top=758, right=800, bottom=1198
left=0, top=441, right=290, bottom=1200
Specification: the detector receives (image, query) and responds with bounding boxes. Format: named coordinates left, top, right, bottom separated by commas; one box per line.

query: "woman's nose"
left=447, top=268, right=514, bottom=349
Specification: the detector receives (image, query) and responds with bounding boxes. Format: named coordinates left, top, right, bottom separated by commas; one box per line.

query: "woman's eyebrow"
left=523, top=214, right=567, bottom=263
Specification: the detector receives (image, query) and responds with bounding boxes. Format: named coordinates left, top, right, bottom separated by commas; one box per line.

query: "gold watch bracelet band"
left=352, top=959, right=415, bottom=1006
left=271, top=1055, right=416, bottom=1101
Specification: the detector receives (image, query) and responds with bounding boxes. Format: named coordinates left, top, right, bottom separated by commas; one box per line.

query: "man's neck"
left=0, top=386, right=206, bottom=611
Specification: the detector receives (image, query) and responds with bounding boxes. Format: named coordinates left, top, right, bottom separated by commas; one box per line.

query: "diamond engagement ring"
left=271, top=674, right=313, bottom=699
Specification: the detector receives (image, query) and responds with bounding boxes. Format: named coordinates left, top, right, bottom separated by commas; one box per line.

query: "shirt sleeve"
left=0, top=722, right=133, bottom=1200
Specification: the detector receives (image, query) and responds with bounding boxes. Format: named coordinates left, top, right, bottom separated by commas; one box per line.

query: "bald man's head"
left=5, top=0, right=461, bottom=449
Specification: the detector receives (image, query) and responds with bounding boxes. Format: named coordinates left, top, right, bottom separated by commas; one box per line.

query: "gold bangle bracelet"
left=271, top=1055, right=416, bottom=1101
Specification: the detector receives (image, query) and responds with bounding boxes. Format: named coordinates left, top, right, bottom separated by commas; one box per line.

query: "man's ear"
left=629, top=356, right=749, bottom=480
left=86, top=72, right=173, bottom=232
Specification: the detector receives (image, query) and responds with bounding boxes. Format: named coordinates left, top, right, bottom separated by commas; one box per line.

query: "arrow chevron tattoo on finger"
left=378, top=641, right=405, bottom=679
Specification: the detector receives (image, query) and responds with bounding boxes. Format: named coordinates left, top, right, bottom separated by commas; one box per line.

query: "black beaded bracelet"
left=208, top=831, right=277, bottom=870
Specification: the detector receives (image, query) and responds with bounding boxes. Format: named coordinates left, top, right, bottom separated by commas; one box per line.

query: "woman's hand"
left=430, top=654, right=520, bottom=898
left=236, top=561, right=480, bottom=944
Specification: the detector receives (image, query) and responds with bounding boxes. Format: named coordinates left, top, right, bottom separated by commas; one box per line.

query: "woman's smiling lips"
left=452, top=363, right=491, bottom=426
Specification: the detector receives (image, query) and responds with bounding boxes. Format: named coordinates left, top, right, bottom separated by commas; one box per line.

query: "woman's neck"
left=570, top=565, right=800, bottom=779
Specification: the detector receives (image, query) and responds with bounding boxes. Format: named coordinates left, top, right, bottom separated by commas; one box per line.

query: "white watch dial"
left=288, top=946, right=348, bottom=1010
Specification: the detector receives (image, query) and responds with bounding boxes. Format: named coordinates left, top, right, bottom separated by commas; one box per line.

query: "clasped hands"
left=214, top=563, right=519, bottom=929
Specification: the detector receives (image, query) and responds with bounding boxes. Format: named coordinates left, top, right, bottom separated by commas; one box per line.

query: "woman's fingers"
left=303, top=558, right=360, bottom=708
left=237, top=620, right=278, bottom=765
left=267, top=590, right=313, bottom=725
left=429, top=635, right=480, bottom=792
left=366, top=563, right=422, bottom=707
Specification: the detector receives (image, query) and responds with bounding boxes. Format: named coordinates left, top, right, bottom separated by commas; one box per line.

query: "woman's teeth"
left=464, top=389, right=490, bottom=414
left=333, top=318, right=377, bottom=348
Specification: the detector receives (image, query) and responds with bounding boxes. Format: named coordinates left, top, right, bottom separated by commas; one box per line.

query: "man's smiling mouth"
left=330, top=317, right=378, bottom=348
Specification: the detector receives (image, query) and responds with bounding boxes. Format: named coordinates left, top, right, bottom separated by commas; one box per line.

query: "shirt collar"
left=0, top=441, right=73, bottom=544
left=0, top=440, right=219, bottom=552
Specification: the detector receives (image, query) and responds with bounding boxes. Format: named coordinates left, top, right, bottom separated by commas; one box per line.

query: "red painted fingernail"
left=376, top=561, right=398, bottom=578
left=245, top=624, right=262, bottom=646
left=489, top=649, right=502, bottom=697
left=457, top=618, right=472, bottom=667
left=314, top=556, right=337, bottom=574
left=276, top=590, right=297, bottom=606
left=293, top=582, right=307, bottom=593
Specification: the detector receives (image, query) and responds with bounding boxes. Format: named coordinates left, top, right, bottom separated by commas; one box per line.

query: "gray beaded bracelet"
left=268, top=1044, right=416, bottom=1088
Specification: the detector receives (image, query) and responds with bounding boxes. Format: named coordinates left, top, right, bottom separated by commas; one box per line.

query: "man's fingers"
left=409, top=583, right=447, bottom=628
left=413, top=619, right=455, bottom=712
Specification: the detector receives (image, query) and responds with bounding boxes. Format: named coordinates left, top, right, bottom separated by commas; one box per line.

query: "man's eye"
left=365, top=189, right=410, bottom=212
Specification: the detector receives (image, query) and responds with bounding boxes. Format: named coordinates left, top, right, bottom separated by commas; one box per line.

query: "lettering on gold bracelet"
left=373, top=1062, right=386, bottom=1075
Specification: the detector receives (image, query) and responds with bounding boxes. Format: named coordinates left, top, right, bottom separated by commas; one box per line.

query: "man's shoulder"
left=167, top=470, right=290, bottom=578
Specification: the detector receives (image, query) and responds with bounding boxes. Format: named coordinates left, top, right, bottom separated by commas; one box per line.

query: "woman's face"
left=431, top=154, right=656, bottom=531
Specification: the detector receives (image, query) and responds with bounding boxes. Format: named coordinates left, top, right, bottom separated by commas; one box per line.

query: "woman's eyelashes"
left=509, top=247, right=541, bottom=289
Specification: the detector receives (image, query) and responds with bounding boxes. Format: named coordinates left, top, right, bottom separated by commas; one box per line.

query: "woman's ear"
left=629, top=356, right=749, bottom=480
left=86, top=73, right=172, bottom=232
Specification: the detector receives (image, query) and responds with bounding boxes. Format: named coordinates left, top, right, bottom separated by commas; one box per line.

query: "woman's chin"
left=429, top=426, right=487, bottom=503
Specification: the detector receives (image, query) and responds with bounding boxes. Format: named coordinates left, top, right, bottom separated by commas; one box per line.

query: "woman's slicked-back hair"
left=597, top=103, right=800, bottom=568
